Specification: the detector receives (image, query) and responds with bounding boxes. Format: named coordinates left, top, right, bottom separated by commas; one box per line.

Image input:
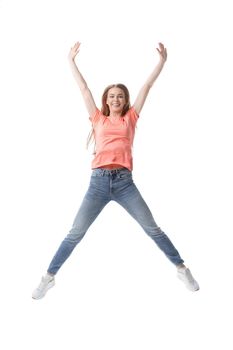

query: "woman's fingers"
left=156, top=42, right=167, bottom=60
left=74, top=42, right=81, bottom=49
left=158, top=42, right=164, bottom=49
left=71, top=42, right=81, bottom=52
left=68, top=41, right=81, bottom=59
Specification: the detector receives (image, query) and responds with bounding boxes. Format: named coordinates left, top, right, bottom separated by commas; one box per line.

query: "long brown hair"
left=87, top=84, right=131, bottom=152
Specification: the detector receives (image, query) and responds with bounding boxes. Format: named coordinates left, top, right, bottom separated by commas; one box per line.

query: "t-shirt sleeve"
left=89, top=109, right=102, bottom=124
left=128, top=107, right=139, bottom=125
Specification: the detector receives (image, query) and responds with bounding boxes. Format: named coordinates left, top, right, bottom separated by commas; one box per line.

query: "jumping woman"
left=32, top=41, right=199, bottom=299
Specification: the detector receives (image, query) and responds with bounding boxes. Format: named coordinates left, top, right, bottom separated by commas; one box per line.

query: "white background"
left=1, top=0, right=233, bottom=349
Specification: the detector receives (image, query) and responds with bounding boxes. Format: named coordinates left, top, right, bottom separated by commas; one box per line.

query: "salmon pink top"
left=89, top=107, right=139, bottom=171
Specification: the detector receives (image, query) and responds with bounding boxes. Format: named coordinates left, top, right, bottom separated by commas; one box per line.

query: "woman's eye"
left=108, top=94, right=124, bottom=99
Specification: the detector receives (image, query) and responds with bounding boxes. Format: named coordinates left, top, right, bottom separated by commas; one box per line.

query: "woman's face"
left=106, top=87, right=126, bottom=114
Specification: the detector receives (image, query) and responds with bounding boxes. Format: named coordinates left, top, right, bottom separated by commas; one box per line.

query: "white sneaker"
left=32, top=274, right=55, bottom=300
left=177, top=268, right=199, bottom=292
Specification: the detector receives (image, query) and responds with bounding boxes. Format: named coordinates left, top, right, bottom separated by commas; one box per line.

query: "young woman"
left=32, top=42, right=199, bottom=299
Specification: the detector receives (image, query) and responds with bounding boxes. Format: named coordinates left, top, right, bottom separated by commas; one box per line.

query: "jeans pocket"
left=118, top=171, right=132, bottom=179
left=91, top=169, right=103, bottom=177
left=91, top=173, right=102, bottom=178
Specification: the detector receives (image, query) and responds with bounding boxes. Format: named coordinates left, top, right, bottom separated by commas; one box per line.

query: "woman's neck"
left=109, top=111, right=122, bottom=118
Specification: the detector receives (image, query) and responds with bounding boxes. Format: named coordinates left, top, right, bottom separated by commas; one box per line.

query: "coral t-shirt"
left=89, top=107, right=139, bottom=171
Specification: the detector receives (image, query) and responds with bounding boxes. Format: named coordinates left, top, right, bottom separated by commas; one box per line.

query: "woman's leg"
left=114, top=178, right=184, bottom=266
left=47, top=177, right=110, bottom=275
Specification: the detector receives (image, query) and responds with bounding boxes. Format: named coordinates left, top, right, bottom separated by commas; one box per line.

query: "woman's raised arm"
left=133, top=43, right=167, bottom=115
left=68, top=42, right=97, bottom=116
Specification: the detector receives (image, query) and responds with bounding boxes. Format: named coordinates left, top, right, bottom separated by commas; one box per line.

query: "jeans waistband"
left=92, top=167, right=130, bottom=176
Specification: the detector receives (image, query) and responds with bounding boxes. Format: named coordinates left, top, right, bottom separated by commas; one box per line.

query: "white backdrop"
left=1, top=0, right=233, bottom=349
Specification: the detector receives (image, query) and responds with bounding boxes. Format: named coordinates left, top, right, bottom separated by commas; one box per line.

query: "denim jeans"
left=47, top=168, right=184, bottom=275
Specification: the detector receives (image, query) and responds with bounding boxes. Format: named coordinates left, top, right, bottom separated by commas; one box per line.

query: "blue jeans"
left=47, top=168, right=184, bottom=275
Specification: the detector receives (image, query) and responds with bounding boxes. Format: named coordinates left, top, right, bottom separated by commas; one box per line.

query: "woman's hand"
left=156, top=42, right=167, bottom=62
left=68, top=41, right=81, bottom=61
left=133, top=42, right=168, bottom=114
